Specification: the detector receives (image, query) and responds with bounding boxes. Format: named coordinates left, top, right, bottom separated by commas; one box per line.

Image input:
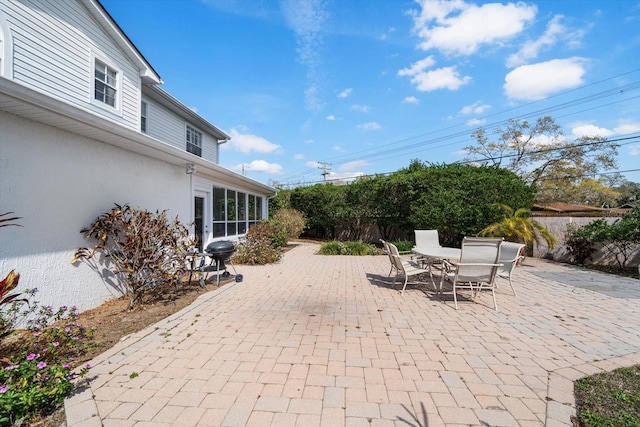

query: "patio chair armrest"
left=455, top=262, right=503, bottom=267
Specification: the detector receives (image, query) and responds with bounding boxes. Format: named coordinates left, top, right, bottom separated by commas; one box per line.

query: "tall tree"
left=464, top=116, right=619, bottom=203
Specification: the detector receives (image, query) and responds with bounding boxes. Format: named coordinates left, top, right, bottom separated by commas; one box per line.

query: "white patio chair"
left=439, top=237, right=503, bottom=311
left=388, top=242, right=436, bottom=293
left=497, top=241, right=526, bottom=296
left=413, top=229, right=444, bottom=280
left=380, top=239, right=397, bottom=277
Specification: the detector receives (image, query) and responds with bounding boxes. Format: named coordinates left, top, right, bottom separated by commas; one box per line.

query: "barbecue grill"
left=196, top=241, right=243, bottom=285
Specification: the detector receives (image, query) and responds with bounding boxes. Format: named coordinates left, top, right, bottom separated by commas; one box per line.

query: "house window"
left=212, top=186, right=263, bottom=238
left=94, top=59, right=117, bottom=107
left=186, top=125, right=202, bottom=156
left=141, top=101, right=148, bottom=133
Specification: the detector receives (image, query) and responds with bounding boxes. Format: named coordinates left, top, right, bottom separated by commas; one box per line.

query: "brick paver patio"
left=66, top=241, right=640, bottom=426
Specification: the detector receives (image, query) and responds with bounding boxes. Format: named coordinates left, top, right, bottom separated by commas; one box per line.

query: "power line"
left=279, top=68, right=640, bottom=184
left=281, top=135, right=640, bottom=188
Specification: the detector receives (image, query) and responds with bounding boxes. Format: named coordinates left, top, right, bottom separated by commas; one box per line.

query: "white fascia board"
left=81, top=0, right=161, bottom=85
left=0, top=78, right=275, bottom=195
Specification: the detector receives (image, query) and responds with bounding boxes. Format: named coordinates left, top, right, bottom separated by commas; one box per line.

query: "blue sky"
left=101, top=0, right=640, bottom=187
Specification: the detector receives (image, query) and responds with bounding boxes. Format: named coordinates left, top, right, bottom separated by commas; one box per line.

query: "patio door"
left=194, top=189, right=211, bottom=251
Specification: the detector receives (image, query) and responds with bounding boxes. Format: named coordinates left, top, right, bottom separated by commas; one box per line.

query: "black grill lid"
left=206, top=240, right=235, bottom=256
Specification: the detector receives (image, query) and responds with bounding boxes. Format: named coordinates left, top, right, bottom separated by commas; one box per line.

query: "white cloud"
left=410, top=0, right=537, bottom=56
left=356, top=122, right=381, bottom=131
left=281, top=0, right=328, bottom=110
left=466, top=118, right=486, bottom=126
left=305, top=160, right=321, bottom=168
left=504, top=57, right=586, bottom=100
left=337, top=88, right=353, bottom=98
left=304, top=138, right=315, bottom=144
left=571, top=124, right=614, bottom=138
left=351, top=104, right=370, bottom=113
left=326, top=115, right=336, bottom=121
left=629, top=145, right=640, bottom=156
left=233, top=160, right=283, bottom=174
left=294, top=153, right=305, bottom=160
left=460, top=101, right=490, bottom=115
left=338, top=160, right=369, bottom=171
left=613, top=120, right=640, bottom=135
left=225, top=128, right=282, bottom=154
left=398, top=57, right=472, bottom=91
left=507, top=15, right=566, bottom=67
left=332, top=145, right=346, bottom=152
left=403, top=96, right=419, bottom=104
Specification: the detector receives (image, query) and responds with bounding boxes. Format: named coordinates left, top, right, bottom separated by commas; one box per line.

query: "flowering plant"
left=0, top=292, right=94, bottom=425
left=0, top=353, right=89, bottom=426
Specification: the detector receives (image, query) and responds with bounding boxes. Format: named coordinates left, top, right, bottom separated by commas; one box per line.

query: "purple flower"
left=33, top=332, right=40, bottom=337
left=65, top=327, right=71, bottom=333
left=26, top=353, right=38, bottom=361
left=61, top=306, right=67, bottom=310
left=62, top=363, right=71, bottom=369
left=0, top=385, right=9, bottom=393
left=85, top=364, right=91, bottom=369
left=37, top=361, right=47, bottom=369
left=52, top=342, right=60, bottom=347
left=4, top=365, right=19, bottom=371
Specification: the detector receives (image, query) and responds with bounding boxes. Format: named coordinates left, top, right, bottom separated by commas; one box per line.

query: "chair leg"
left=491, top=288, right=498, bottom=311
left=400, top=276, right=408, bottom=294
left=508, top=276, right=517, bottom=296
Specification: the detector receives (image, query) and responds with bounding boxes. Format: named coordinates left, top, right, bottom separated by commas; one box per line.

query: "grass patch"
left=318, top=240, right=380, bottom=256
left=574, top=364, right=640, bottom=427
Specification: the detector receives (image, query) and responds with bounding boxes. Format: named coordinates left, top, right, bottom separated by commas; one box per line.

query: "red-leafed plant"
left=0, top=212, right=27, bottom=338
left=73, top=204, right=194, bottom=309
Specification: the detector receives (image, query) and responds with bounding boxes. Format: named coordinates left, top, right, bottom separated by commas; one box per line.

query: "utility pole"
left=241, top=164, right=250, bottom=176
left=317, top=162, right=331, bottom=181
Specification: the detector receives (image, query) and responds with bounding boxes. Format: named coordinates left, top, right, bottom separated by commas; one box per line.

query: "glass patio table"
left=411, top=246, right=462, bottom=288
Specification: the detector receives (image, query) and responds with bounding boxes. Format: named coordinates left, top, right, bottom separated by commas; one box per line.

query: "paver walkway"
left=65, top=242, right=640, bottom=427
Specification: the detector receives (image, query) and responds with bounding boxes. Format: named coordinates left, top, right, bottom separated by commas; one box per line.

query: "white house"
left=0, top=0, right=275, bottom=311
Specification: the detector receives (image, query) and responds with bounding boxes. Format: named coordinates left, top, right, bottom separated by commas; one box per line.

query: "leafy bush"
left=391, top=240, right=414, bottom=253
left=233, top=222, right=283, bottom=265
left=318, top=241, right=343, bottom=255
left=564, top=223, right=597, bottom=265
left=73, top=204, right=194, bottom=309
left=268, top=208, right=306, bottom=242
left=0, top=292, right=92, bottom=426
left=318, top=241, right=378, bottom=256
left=565, top=208, right=640, bottom=270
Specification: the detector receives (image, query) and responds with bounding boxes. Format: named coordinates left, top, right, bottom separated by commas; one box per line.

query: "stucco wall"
left=533, top=216, right=640, bottom=267
left=0, top=112, right=191, bottom=311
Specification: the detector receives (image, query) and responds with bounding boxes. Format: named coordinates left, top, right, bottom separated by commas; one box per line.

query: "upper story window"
left=141, top=101, right=148, bottom=133
left=186, top=125, right=202, bottom=157
left=94, top=59, right=117, bottom=107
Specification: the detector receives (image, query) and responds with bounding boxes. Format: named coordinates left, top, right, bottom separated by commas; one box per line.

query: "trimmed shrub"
left=268, top=208, right=306, bottom=242
left=318, top=241, right=378, bottom=256
left=233, top=222, right=283, bottom=265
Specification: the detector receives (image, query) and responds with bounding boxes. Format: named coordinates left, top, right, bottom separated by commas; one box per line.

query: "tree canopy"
left=463, top=116, right=620, bottom=205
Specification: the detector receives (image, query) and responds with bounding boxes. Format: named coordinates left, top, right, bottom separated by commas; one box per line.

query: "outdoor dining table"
left=412, top=246, right=462, bottom=261
left=411, top=246, right=462, bottom=288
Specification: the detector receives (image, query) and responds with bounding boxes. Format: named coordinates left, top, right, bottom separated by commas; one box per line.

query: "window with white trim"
left=212, top=187, right=263, bottom=238
left=94, top=59, right=117, bottom=107
left=141, top=101, right=148, bottom=133
left=186, top=125, right=202, bottom=156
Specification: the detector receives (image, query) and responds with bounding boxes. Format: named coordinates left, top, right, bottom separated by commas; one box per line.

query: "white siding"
left=201, top=133, right=219, bottom=164
left=0, top=111, right=191, bottom=312
left=1, top=0, right=140, bottom=128
left=142, top=95, right=220, bottom=164
left=142, top=96, right=184, bottom=149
